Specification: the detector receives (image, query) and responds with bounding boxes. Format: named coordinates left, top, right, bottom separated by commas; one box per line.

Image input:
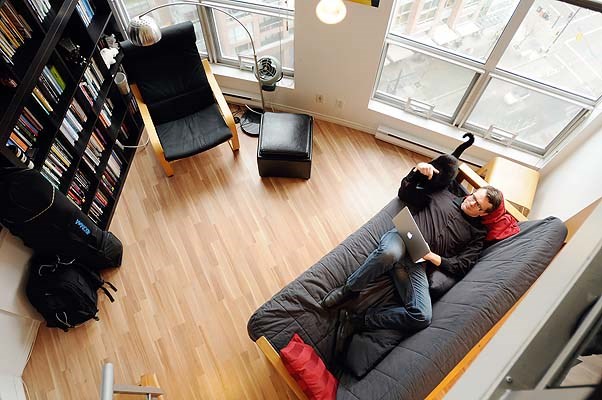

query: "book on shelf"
left=0, top=1, right=33, bottom=65
left=5, top=106, right=43, bottom=166
left=67, top=169, right=91, bottom=209
left=25, top=0, right=51, bottom=23
left=31, top=86, right=53, bottom=113
left=31, top=65, right=66, bottom=114
left=75, top=0, right=96, bottom=27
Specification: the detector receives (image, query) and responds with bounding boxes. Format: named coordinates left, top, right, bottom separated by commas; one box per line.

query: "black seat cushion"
left=258, top=112, right=312, bottom=159
left=156, top=103, right=232, bottom=162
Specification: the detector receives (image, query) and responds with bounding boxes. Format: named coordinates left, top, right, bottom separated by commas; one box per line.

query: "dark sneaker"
left=320, top=285, right=357, bottom=309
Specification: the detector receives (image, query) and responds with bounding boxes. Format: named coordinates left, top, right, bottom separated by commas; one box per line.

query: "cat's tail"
left=452, top=132, right=475, bottom=159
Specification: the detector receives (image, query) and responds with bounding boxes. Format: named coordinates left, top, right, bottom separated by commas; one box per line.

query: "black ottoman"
left=257, top=112, right=313, bottom=179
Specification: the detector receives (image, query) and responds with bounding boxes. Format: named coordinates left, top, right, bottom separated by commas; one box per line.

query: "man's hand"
left=416, top=162, right=439, bottom=180
left=423, top=252, right=441, bottom=266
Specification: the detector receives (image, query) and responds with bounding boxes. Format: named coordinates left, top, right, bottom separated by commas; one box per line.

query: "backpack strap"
left=100, top=286, right=115, bottom=303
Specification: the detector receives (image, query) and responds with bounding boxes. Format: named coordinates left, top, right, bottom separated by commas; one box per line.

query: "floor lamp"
left=128, top=1, right=266, bottom=136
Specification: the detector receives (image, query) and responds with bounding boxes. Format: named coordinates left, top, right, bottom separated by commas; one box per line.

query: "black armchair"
left=120, top=22, right=239, bottom=177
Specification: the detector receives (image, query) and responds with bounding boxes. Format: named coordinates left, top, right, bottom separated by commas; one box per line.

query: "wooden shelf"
left=0, top=0, right=143, bottom=231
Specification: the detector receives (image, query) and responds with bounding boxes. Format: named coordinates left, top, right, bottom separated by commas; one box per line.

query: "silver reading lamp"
left=127, top=1, right=266, bottom=136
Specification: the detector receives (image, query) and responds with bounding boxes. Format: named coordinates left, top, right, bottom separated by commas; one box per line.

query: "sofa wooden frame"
left=131, top=58, right=240, bottom=177
left=253, top=163, right=527, bottom=400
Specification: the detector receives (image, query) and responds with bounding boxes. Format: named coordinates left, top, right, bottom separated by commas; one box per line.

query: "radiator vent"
left=375, top=125, right=484, bottom=167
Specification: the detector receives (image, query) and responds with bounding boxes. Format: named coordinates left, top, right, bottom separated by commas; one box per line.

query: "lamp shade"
left=316, top=0, right=347, bottom=24
left=128, top=16, right=162, bottom=46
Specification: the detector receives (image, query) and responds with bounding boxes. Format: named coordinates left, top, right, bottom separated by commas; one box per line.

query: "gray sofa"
left=248, top=184, right=567, bottom=399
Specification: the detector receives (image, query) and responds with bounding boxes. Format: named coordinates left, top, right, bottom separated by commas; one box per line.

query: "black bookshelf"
left=0, top=0, right=144, bottom=229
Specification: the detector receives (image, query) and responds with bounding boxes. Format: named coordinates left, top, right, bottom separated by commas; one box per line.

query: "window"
left=376, top=0, right=601, bottom=156
left=119, top=0, right=294, bottom=76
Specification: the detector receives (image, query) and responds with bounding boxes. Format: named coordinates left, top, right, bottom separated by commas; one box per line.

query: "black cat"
left=416, top=132, right=474, bottom=193
left=398, top=133, right=475, bottom=210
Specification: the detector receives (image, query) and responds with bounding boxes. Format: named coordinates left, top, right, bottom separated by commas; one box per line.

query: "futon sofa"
left=247, top=166, right=567, bottom=400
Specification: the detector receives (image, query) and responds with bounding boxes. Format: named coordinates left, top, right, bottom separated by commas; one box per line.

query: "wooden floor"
left=22, top=119, right=427, bottom=399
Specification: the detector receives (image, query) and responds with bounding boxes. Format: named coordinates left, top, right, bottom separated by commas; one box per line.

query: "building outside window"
left=117, top=0, right=294, bottom=76
left=376, top=0, right=602, bottom=156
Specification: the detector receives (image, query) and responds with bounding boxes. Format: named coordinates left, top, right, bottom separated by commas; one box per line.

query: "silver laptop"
left=392, top=207, right=430, bottom=263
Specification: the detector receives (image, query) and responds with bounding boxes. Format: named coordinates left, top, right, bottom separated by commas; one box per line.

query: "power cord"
left=116, top=135, right=150, bottom=150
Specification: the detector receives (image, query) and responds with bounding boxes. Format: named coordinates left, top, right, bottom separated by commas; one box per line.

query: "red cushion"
left=480, top=193, right=520, bottom=241
left=280, top=333, right=338, bottom=400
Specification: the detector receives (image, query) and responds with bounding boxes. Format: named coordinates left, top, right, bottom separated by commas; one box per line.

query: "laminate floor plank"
left=23, top=119, right=427, bottom=399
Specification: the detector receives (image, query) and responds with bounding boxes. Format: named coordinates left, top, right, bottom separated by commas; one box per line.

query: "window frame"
left=374, top=0, right=602, bottom=157
left=115, top=0, right=295, bottom=77
left=200, top=1, right=294, bottom=76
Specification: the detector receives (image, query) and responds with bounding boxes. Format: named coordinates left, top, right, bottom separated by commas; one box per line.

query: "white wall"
left=529, top=124, right=602, bottom=221
left=0, top=376, right=27, bottom=400
left=216, top=0, right=598, bottom=168
left=0, top=231, right=41, bottom=399
left=218, top=0, right=392, bottom=128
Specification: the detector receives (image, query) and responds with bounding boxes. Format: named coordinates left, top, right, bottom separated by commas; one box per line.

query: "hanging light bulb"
left=316, top=0, right=347, bottom=25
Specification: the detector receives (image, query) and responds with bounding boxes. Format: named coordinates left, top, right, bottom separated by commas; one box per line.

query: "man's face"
left=461, top=188, right=492, bottom=218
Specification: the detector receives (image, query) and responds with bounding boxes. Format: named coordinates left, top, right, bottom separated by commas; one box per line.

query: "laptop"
left=392, top=207, right=430, bottom=263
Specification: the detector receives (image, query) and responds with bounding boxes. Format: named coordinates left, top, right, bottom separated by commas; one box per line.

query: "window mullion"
left=482, top=0, right=535, bottom=70
left=198, top=6, right=218, bottom=61
left=455, top=0, right=536, bottom=126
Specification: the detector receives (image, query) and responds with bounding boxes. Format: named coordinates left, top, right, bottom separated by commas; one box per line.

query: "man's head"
left=461, top=186, right=503, bottom=217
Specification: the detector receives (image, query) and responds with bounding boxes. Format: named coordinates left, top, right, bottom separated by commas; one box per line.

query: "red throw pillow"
left=280, top=333, right=338, bottom=400
left=480, top=193, right=520, bottom=241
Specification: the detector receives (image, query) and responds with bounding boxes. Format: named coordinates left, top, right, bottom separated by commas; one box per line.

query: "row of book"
left=7, top=107, right=43, bottom=165
left=0, top=1, right=33, bottom=66
left=32, top=65, right=66, bottom=115
left=76, top=0, right=96, bottom=27
left=58, top=99, right=87, bottom=146
left=79, top=57, right=104, bottom=105
left=82, top=126, right=108, bottom=172
left=41, top=140, right=73, bottom=189
left=67, top=169, right=92, bottom=209
left=98, top=98, right=113, bottom=128
left=89, top=189, right=109, bottom=224
left=26, top=0, right=51, bottom=23
left=99, top=149, right=122, bottom=194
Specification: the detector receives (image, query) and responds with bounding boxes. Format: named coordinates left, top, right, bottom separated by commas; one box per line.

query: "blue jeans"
left=346, top=229, right=432, bottom=332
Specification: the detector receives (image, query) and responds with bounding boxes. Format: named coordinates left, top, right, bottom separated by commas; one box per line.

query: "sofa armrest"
left=256, top=336, right=308, bottom=400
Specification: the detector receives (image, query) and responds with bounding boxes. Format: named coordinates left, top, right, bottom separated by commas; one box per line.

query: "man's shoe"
left=320, top=285, right=356, bottom=309
left=334, top=310, right=365, bottom=356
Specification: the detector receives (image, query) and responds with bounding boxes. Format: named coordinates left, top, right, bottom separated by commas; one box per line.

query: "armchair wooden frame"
left=131, top=58, right=240, bottom=177
left=253, top=163, right=526, bottom=400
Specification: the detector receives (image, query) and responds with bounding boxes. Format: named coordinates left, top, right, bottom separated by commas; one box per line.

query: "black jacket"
left=398, top=169, right=486, bottom=279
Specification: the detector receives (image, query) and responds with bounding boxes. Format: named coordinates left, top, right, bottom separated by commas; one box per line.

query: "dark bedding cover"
left=247, top=197, right=567, bottom=400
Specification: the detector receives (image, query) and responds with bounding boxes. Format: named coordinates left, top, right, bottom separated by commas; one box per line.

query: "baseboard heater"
left=375, top=125, right=484, bottom=168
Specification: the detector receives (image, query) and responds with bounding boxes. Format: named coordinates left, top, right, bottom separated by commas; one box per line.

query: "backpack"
left=0, top=167, right=123, bottom=270
left=26, top=254, right=117, bottom=331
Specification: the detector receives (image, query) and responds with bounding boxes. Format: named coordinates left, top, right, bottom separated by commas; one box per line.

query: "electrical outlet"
left=315, top=94, right=325, bottom=104
left=335, top=99, right=344, bottom=109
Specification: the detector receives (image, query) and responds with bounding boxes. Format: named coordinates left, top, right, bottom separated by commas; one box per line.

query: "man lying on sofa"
left=320, top=161, right=504, bottom=355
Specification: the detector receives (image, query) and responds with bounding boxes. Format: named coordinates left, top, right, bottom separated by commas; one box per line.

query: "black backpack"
left=26, top=254, right=117, bottom=331
left=0, top=167, right=123, bottom=270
